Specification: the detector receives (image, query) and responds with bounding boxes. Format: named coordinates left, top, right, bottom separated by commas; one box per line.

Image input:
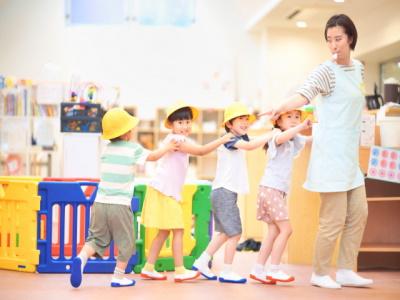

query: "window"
left=66, top=0, right=196, bottom=27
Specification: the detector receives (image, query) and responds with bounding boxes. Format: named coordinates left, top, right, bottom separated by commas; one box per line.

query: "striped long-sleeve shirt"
left=297, top=61, right=364, bottom=101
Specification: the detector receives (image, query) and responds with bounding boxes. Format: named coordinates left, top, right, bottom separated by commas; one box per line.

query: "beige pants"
left=313, top=185, right=368, bottom=275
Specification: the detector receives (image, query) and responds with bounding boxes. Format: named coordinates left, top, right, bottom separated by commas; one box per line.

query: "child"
left=140, top=101, right=233, bottom=282
left=249, top=109, right=312, bottom=284
left=192, top=102, right=276, bottom=284
left=70, top=107, right=178, bottom=288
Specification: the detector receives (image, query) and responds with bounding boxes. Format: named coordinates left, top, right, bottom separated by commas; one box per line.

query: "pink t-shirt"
left=150, top=134, right=189, bottom=201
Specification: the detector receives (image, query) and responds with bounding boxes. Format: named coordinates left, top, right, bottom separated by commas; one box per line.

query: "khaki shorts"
left=256, top=186, right=289, bottom=224
left=86, top=202, right=135, bottom=262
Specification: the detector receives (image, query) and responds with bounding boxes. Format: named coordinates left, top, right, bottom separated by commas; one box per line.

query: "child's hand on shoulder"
left=300, top=118, right=312, bottom=130
left=221, top=132, right=235, bottom=143
left=166, top=139, right=181, bottom=151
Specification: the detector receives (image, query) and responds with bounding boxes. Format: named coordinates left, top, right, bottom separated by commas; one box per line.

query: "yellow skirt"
left=141, top=186, right=184, bottom=229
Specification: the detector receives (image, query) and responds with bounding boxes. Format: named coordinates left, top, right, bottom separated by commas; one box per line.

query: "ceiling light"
left=296, top=21, right=307, bottom=28
left=334, top=0, right=345, bottom=3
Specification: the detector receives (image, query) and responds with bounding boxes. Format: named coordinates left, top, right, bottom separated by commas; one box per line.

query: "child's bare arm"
left=258, top=94, right=309, bottom=120
left=275, top=119, right=312, bottom=145
left=178, top=132, right=234, bottom=156
left=146, top=139, right=179, bottom=161
left=233, top=129, right=277, bottom=151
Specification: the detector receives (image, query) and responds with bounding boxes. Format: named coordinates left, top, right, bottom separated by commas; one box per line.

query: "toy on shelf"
left=61, top=102, right=102, bottom=133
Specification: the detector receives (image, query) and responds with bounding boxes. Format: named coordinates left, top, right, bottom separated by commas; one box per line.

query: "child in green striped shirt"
left=70, top=108, right=178, bottom=288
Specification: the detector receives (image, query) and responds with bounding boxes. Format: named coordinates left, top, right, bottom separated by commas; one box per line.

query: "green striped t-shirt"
left=95, top=140, right=149, bottom=206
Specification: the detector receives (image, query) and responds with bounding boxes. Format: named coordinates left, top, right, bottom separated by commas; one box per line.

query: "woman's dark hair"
left=324, top=14, right=358, bottom=50
left=167, top=107, right=193, bottom=124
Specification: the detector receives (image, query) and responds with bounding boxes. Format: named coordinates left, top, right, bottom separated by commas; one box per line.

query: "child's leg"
left=218, top=234, right=246, bottom=284
left=141, top=229, right=169, bottom=280
left=223, top=234, right=241, bottom=265
left=249, top=224, right=279, bottom=284
left=256, top=223, right=279, bottom=266
left=146, top=229, right=170, bottom=265
left=270, top=220, right=292, bottom=265
left=266, top=220, right=294, bottom=282
left=110, top=204, right=136, bottom=287
left=192, top=232, right=228, bottom=280
left=172, top=229, right=200, bottom=282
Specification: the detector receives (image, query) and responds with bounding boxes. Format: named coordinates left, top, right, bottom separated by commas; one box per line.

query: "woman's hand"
left=258, top=108, right=281, bottom=122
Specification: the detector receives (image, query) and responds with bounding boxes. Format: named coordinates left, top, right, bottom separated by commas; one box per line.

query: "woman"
left=260, top=14, right=373, bottom=289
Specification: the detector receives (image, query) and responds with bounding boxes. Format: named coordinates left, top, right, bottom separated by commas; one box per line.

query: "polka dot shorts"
left=256, top=186, right=289, bottom=224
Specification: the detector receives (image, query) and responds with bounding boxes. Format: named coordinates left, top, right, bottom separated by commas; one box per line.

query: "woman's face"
left=326, top=25, right=352, bottom=63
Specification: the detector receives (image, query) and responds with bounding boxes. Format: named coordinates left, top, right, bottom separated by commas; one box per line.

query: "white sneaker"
left=249, top=271, right=276, bottom=285
left=219, top=271, right=247, bottom=284
left=192, top=259, right=217, bottom=280
left=336, top=269, right=373, bottom=287
left=174, top=269, right=200, bottom=282
left=267, top=270, right=295, bottom=282
left=140, top=269, right=167, bottom=280
left=310, top=273, right=341, bottom=289
left=111, top=277, right=135, bottom=287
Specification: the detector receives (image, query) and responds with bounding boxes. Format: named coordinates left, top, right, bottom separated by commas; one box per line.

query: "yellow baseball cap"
left=164, top=100, right=199, bottom=129
left=222, top=102, right=256, bottom=127
left=101, top=107, right=139, bottom=140
left=270, top=105, right=314, bottom=126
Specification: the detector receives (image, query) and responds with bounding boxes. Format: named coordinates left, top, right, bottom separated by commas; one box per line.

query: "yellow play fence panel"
left=144, top=184, right=197, bottom=258
left=0, top=178, right=41, bottom=272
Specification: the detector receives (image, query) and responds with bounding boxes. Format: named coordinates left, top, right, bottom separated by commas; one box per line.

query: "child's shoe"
left=310, top=273, right=341, bottom=289
left=267, top=270, right=295, bottom=282
left=336, top=269, right=373, bottom=287
left=249, top=271, right=276, bottom=285
left=141, top=269, right=167, bottom=280
left=192, top=259, right=217, bottom=280
left=70, top=257, right=83, bottom=288
left=111, top=277, right=136, bottom=287
left=174, top=269, right=200, bottom=282
left=219, top=271, right=247, bottom=284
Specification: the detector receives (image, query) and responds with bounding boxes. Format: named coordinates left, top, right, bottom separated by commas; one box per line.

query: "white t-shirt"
left=212, top=143, right=249, bottom=194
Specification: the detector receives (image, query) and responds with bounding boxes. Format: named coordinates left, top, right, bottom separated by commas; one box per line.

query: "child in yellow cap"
left=70, top=107, right=178, bottom=289
left=249, top=108, right=312, bottom=285
left=192, top=102, right=276, bottom=284
left=140, top=101, right=233, bottom=283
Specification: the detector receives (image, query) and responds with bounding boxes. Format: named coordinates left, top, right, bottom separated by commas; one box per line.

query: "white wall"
left=0, top=0, right=247, bottom=119
left=252, top=27, right=328, bottom=108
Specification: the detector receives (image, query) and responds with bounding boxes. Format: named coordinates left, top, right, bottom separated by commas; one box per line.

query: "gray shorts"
left=86, top=202, right=135, bottom=262
left=211, top=188, right=242, bottom=237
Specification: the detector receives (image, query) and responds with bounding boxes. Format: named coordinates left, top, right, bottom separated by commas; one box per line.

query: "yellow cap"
left=222, top=102, right=256, bottom=127
left=164, top=100, right=199, bottom=129
left=101, top=107, right=139, bottom=140
left=271, top=106, right=311, bottom=126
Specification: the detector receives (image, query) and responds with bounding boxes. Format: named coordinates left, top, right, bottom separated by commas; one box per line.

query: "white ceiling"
left=246, top=0, right=394, bottom=31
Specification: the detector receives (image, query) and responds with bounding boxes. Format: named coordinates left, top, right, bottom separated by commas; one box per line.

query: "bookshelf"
left=0, top=84, right=59, bottom=176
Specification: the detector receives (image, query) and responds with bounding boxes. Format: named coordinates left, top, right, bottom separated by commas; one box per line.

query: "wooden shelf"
left=360, top=243, right=400, bottom=252
left=367, top=197, right=400, bottom=202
